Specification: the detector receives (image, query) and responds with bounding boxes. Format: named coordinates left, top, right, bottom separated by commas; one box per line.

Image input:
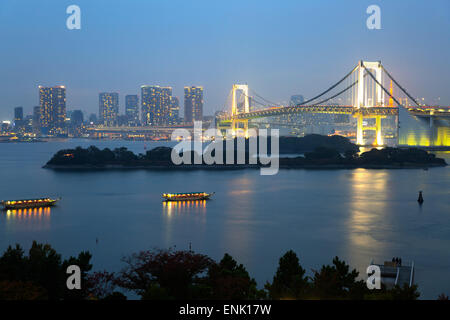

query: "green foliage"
left=0, top=280, right=47, bottom=300
left=144, top=146, right=173, bottom=163
left=0, top=241, right=92, bottom=300
left=304, top=147, right=342, bottom=161
left=208, top=253, right=261, bottom=299
left=0, top=243, right=423, bottom=300
left=116, top=248, right=214, bottom=300
left=311, top=256, right=366, bottom=299
left=358, top=147, right=446, bottom=166
left=265, top=250, right=309, bottom=299
left=279, top=134, right=359, bottom=154
left=47, top=145, right=139, bottom=166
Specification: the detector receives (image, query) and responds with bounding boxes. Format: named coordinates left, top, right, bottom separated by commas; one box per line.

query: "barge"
left=1, top=197, right=60, bottom=210
left=162, top=192, right=214, bottom=201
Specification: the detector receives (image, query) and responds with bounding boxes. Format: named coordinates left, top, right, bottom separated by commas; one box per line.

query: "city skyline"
left=0, top=0, right=449, bottom=120
left=0, top=1, right=450, bottom=304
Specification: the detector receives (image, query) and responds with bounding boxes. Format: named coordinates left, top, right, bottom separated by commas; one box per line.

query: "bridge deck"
left=217, top=105, right=399, bottom=122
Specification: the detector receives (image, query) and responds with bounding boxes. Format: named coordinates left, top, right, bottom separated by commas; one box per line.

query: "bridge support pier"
left=231, top=119, right=249, bottom=138
left=356, top=113, right=364, bottom=145
left=354, top=112, right=385, bottom=147
left=429, top=111, right=434, bottom=128
left=375, top=115, right=383, bottom=146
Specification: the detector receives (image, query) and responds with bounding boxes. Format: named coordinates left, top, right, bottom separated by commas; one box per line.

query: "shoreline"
left=43, top=162, right=447, bottom=170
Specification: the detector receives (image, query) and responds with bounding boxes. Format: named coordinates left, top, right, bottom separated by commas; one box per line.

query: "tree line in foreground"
left=0, top=241, right=446, bottom=300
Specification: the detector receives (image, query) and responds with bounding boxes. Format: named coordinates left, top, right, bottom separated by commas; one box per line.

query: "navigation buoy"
left=417, top=191, right=424, bottom=204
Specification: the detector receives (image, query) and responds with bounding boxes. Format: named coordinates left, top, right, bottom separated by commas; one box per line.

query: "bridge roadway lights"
left=216, top=120, right=249, bottom=138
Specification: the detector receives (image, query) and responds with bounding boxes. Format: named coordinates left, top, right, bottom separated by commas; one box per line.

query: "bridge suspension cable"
left=230, top=65, right=360, bottom=111
left=362, top=64, right=405, bottom=108
left=380, top=64, right=421, bottom=107
left=301, top=65, right=358, bottom=106
left=311, top=79, right=358, bottom=106
left=250, top=89, right=280, bottom=107
left=237, top=89, right=278, bottom=109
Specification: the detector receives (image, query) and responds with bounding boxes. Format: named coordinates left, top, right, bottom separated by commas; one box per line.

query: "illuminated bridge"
left=216, top=60, right=449, bottom=146
left=407, top=107, right=450, bottom=118
left=218, top=105, right=398, bottom=120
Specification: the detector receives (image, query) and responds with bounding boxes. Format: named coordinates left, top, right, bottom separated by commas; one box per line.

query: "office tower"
left=39, top=86, right=67, bottom=135
left=14, top=107, right=23, bottom=121
left=68, top=110, right=84, bottom=137
left=89, top=113, right=98, bottom=124
left=32, top=106, right=41, bottom=134
left=125, top=95, right=139, bottom=126
left=99, top=92, right=119, bottom=126
left=141, top=86, right=172, bottom=126
left=184, top=86, right=203, bottom=124
left=24, top=115, right=33, bottom=133
left=169, top=96, right=180, bottom=125
left=13, top=106, right=25, bottom=133
left=71, top=110, right=84, bottom=126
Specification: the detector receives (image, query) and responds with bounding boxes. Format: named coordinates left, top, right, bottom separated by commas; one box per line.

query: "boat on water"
left=162, top=192, right=214, bottom=201
left=1, top=197, right=61, bottom=210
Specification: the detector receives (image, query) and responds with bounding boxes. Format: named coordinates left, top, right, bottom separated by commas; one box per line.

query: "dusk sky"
left=0, top=0, right=449, bottom=120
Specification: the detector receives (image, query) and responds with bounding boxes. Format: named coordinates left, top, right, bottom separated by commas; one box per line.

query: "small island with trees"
left=43, top=135, right=447, bottom=170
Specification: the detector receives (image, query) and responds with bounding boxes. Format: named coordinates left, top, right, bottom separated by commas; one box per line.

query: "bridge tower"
left=230, top=84, right=250, bottom=137
left=354, top=61, right=385, bottom=146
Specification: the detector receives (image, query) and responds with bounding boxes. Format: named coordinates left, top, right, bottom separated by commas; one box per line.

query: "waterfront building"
left=184, top=86, right=203, bottom=124
left=71, top=110, right=84, bottom=126
left=169, top=96, right=180, bottom=125
left=13, top=107, right=25, bottom=134
left=99, top=92, right=119, bottom=126
left=68, top=110, right=84, bottom=137
left=141, top=86, right=173, bottom=126
left=125, top=95, right=139, bottom=126
left=14, top=107, right=23, bottom=121
left=39, top=86, right=67, bottom=135
left=88, top=113, right=98, bottom=125
left=32, top=106, right=41, bottom=134
left=1, top=121, right=11, bottom=134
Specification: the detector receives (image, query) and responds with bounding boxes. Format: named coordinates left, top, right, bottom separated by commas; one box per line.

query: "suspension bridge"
left=216, top=60, right=450, bottom=146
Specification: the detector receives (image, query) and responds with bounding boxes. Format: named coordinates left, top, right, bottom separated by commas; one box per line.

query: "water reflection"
left=161, top=200, right=207, bottom=249
left=162, top=200, right=207, bottom=217
left=3, top=207, right=51, bottom=231
left=222, top=175, right=255, bottom=258
left=346, top=169, right=389, bottom=259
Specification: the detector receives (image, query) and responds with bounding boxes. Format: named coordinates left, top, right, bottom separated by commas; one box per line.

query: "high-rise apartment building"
left=168, top=96, right=180, bottom=125
left=125, top=95, right=139, bottom=126
left=39, top=86, right=66, bottom=135
left=141, top=86, right=172, bottom=126
left=99, top=92, right=119, bottom=126
left=184, top=86, right=203, bottom=124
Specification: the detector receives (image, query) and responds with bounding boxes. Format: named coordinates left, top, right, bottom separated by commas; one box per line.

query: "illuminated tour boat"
left=162, top=192, right=214, bottom=201
left=1, top=197, right=60, bottom=210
